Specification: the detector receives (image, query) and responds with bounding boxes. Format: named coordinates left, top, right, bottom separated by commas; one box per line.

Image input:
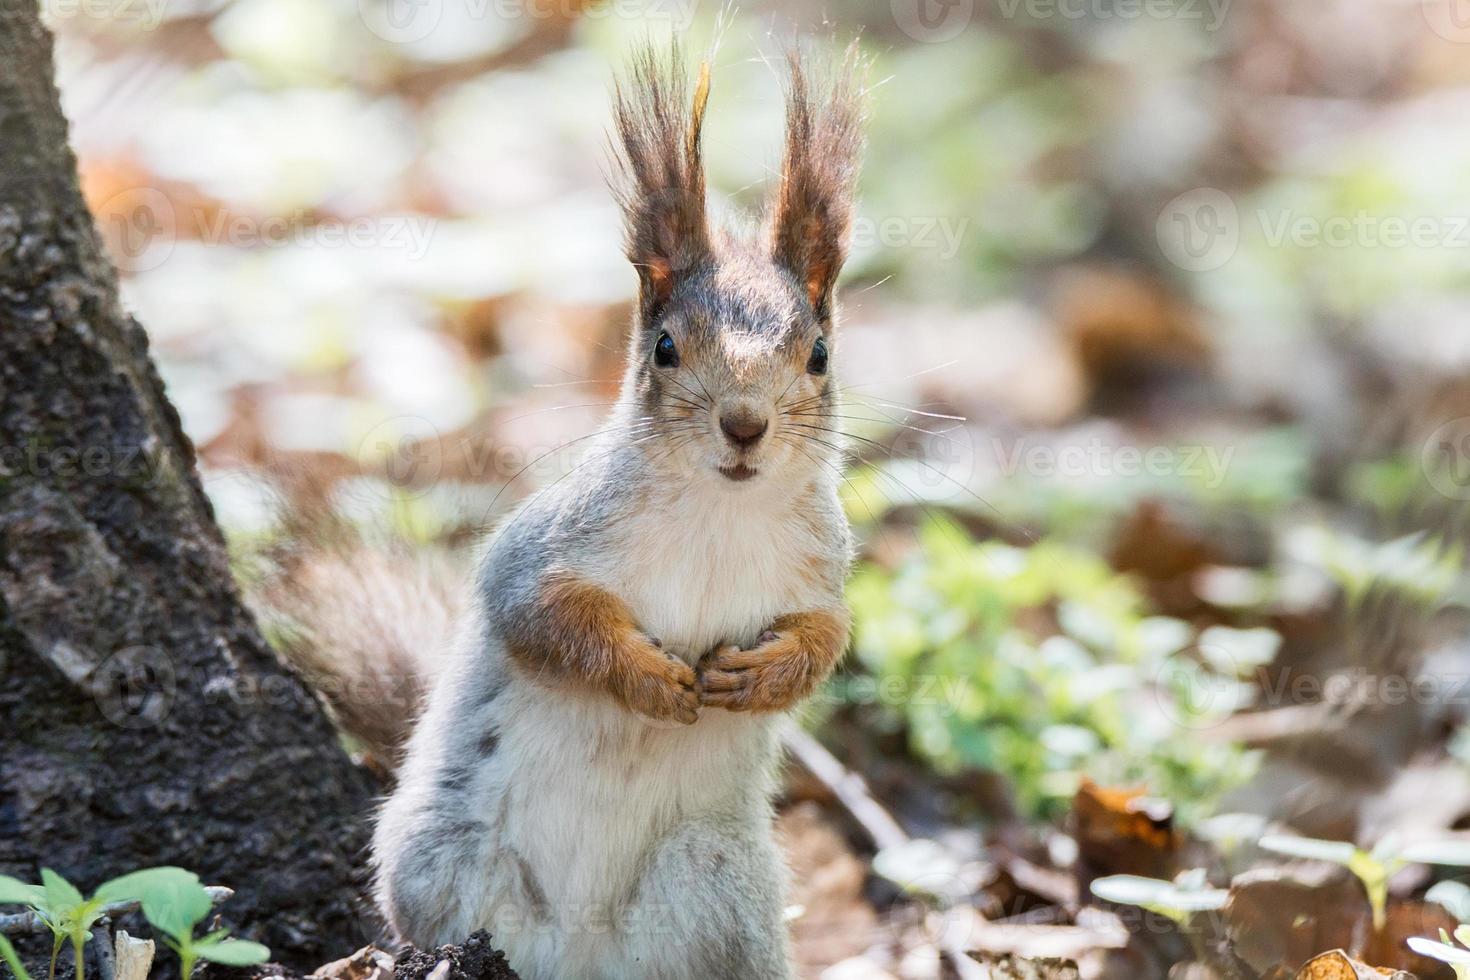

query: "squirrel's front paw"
left=615, top=637, right=700, bottom=725
left=698, top=634, right=817, bottom=713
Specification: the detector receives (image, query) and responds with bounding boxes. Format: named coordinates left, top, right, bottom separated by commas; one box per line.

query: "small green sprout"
left=1260, top=835, right=1400, bottom=931
left=103, top=868, right=269, bottom=979
left=0, top=869, right=128, bottom=980
left=1089, top=869, right=1229, bottom=925
left=1427, top=880, right=1470, bottom=922
left=1090, top=871, right=1230, bottom=968
left=1407, top=926, right=1470, bottom=980
left=1194, top=812, right=1268, bottom=857
left=1260, top=834, right=1470, bottom=931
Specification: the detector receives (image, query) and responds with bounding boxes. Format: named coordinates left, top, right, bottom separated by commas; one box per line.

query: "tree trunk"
left=0, top=1, right=377, bottom=969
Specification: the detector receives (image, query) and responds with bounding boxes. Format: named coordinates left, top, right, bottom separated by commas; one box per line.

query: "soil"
left=392, top=932, right=520, bottom=980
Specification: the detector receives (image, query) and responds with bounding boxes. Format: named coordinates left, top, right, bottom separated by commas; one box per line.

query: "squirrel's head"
left=610, top=42, right=865, bottom=489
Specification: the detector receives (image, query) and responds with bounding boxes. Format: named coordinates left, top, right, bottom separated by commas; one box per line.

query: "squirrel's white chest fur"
left=593, top=478, right=833, bottom=662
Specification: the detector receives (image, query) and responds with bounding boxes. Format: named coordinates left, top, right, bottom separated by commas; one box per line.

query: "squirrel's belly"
left=489, top=686, right=780, bottom=907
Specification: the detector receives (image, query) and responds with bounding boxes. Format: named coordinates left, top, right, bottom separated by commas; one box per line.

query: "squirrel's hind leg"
left=373, top=661, right=513, bottom=948
left=610, top=812, right=793, bottom=980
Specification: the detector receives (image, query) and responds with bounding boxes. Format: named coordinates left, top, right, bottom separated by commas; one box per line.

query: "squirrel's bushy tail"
left=243, top=507, right=471, bottom=777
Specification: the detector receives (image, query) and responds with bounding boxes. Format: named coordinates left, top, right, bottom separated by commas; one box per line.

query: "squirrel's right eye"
left=654, top=331, right=679, bottom=368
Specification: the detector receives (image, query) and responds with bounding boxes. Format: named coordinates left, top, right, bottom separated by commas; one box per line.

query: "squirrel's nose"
left=719, top=413, right=769, bottom=449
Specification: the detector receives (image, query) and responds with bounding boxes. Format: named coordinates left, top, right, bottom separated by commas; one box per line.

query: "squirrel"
left=259, top=41, right=866, bottom=980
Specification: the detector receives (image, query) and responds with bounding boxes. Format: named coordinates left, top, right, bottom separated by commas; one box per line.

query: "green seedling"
left=1260, top=835, right=1399, bottom=931
left=1427, top=880, right=1470, bottom=922
left=0, top=934, right=34, bottom=980
left=1091, top=870, right=1228, bottom=966
left=1407, top=927, right=1470, bottom=980
left=1259, top=834, right=1470, bottom=931
left=103, top=868, right=269, bottom=979
left=1089, top=870, right=1228, bottom=925
left=0, top=869, right=130, bottom=980
left=1195, top=812, right=1268, bottom=858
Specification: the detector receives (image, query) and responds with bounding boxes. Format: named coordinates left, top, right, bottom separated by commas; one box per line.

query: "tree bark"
left=0, top=1, right=377, bottom=969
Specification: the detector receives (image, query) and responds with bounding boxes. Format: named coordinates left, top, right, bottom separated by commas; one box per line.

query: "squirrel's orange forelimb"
left=504, top=570, right=700, bottom=724
left=698, top=608, right=850, bottom=713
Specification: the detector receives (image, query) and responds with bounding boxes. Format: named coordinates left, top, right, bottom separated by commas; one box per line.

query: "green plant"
left=1427, top=880, right=1470, bottom=922
left=115, top=868, right=268, bottom=979
left=1194, top=812, right=1268, bottom=857
left=1407, top=927, right=1470, bottom=980
left=0, top=868, right=268, bottom=980
left=1259, top=834, right=1470, bottom=930
left=0, top=869, right=125, bottom=980
left=844, top=519, right=1257, bottom=820
left=1090, top=870, right=1228, bottom=964
left=1285, top=526, right=1463, bottom=613
left=1089, top=871, right=1228, bottom=925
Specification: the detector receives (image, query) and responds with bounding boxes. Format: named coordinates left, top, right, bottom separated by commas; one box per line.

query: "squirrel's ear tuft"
left=611, top=42, right=713, bottom=320
left=770, top=44, right=867, bottom=322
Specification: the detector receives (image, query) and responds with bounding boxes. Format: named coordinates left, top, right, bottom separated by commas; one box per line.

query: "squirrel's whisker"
left=784, top=410, right=965, bottom=440
left=500, top=401, right=620, bottom=424
left=475, top=420, right=666, bottom=527
left=686, top=365, right=717, bottom=406
left=661, top=371, right=714, bottom=409
left=782, top=429, right=980, bottom=559
left=784, top=421, right=1034, bottom=545
left=857, top=399, right=966, bottom=422
left=774, top=434, right=883, bottom=529
left=781, top=385, right=967, bottom=424
left=663, top=392, right=708, bottom=414
left=478, top=427, right=672, bottom=537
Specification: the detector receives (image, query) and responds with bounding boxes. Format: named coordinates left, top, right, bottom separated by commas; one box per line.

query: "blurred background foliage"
left=43, top=0, right=1470, bottom=971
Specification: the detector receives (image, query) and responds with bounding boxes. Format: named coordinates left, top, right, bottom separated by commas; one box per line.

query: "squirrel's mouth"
left=718, top=464, right=759, bottom=482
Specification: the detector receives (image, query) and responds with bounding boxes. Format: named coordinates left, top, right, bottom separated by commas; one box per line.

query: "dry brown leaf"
left=1072, top=779, right=1179, bottom=880
left=1293, top=949, right=1412, bottom=980
left=1053, top=264, right=1209, bottom=407
left=967, top=920, right=1130, bottom=962
left=1363, top=901, right=1457, bottom=979
left=311, top=945, right=396, bottom=980
left=1225, top=866, right=1369, bottom=975
left=1108, top=501, right=1220, bottom=616
left=973, top=952, right=1083, bottom=979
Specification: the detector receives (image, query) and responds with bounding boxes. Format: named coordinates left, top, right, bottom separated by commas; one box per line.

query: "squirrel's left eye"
left=654, top=331, right=679, bottom=368
left=807, top=337, right=829, bottom=375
